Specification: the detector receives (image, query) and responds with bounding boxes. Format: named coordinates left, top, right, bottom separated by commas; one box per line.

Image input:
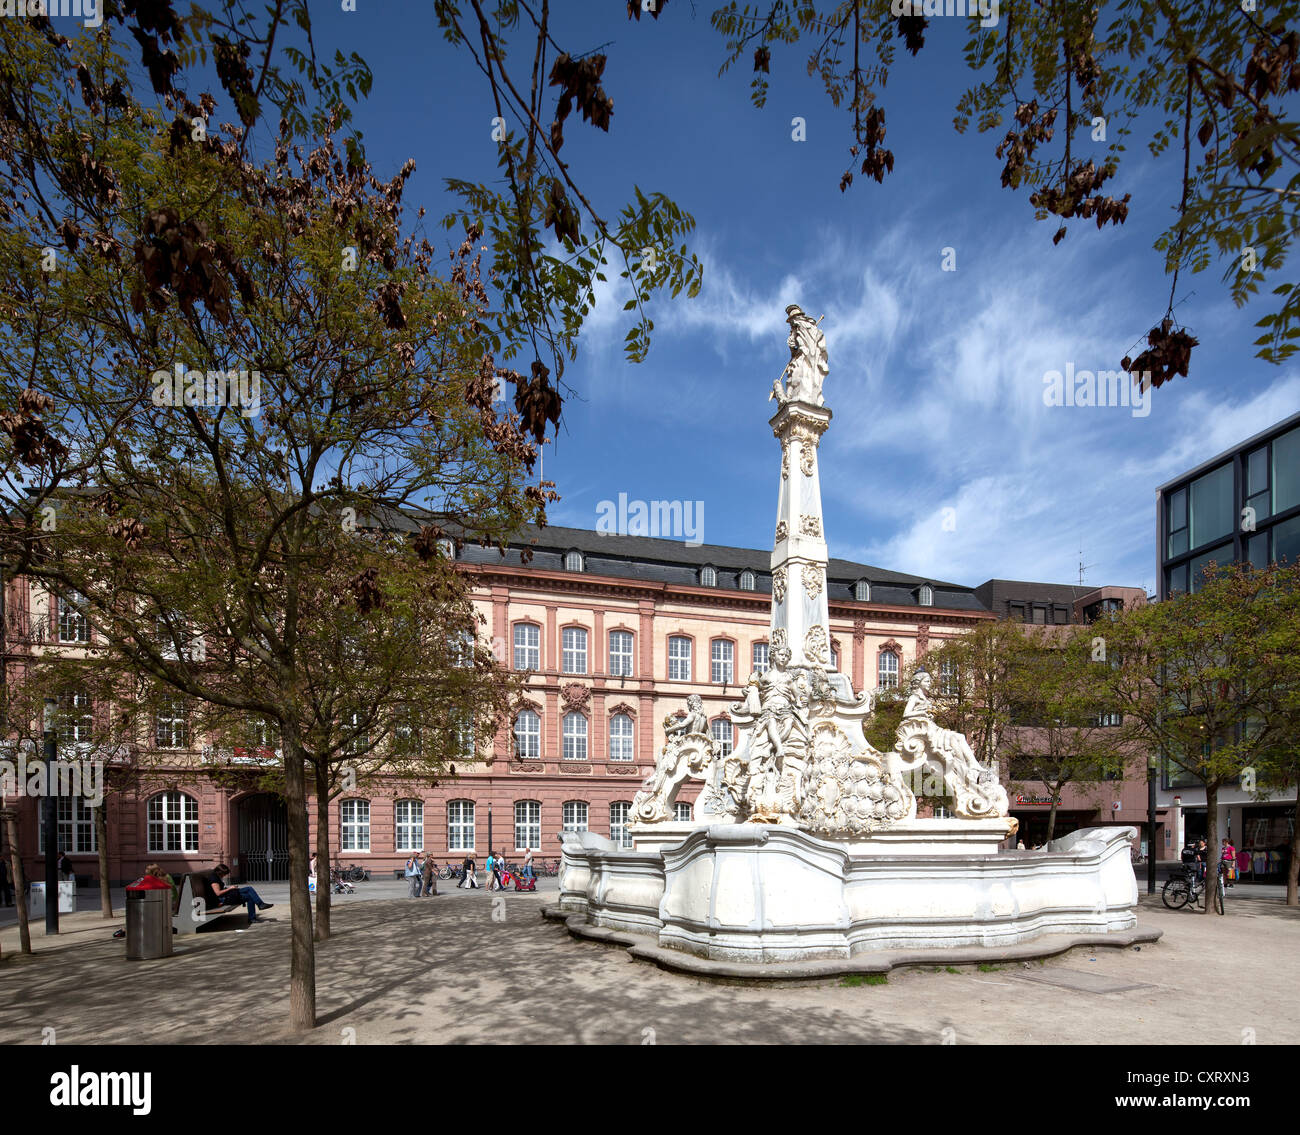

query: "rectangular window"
left=668, top=636, right=691, bottom=681
left=710, top=718, right=734, bottom=757
left=448, top=801, right=475, bottom=851
left=341, top=799, right=370, bottom=852
left=609, top=714, right=634, bottom=761
left=57, top=592, right=89, bottom=644
left=155, top=698, right=189, bottom=749
left=673, top=802, right=693, bottom=822
left=1166, top=487, right=1188, bottom=558
left=562, top=627, right=588, bottom=674
left=1274, top=425, right=1300, bottom=514
left=1274, top=514, right=1300, bottom=568
left=1189, top=542, right=1232, bottom=593
left=56, top=690, right=93, bottom=750
left=1031, top=606, right=1047, bottom=625
left=710, top=639, right=734, bottom=684
left=395, top=800, right=424, bottom=852
left=147, top=793, right=198, bottom=853
left=752, top=642, right=769, bottom=675
left=513, top=624, right=540, bottom=670
left=1189, top=464, right=1233, bottom=550
left=515, top=800, right=541, bottom=850
left=610, top=802, right=632, bottom=849
left=562, top=714, right=588, bottom=760
left=608, top=630, right=634, bottom=677
left=1166, top=562, right=1189, bottom=596
left=40, top=796, right=97, bottom=854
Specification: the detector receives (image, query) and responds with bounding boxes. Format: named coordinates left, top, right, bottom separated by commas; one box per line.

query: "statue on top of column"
left=770, top=303, right=828, bottom=407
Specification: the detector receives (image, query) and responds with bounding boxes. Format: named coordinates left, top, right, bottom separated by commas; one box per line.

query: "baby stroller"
left=510, top=867, right=536, bottom=893
left=330, top=866, right=355, bottom=895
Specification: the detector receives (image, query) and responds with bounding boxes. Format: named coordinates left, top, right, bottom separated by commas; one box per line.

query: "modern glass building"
left=1156, top=409, right=1300, bottom=598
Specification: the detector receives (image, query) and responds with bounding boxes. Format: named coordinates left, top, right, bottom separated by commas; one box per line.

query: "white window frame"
left=155, top=698, right=189, bottom=750
left=700, top=565, right=717, bottom=587
left=56, top=689, right=93, bottom=751
left=608, top=630, right=634, bottom=677
left=878, top=650, right=900, bottom=690
left=514, top=800, right=541, bottom=850
left=919, top=584, right=933, bottom=606
left=752, top=642, right=769, bottom=675
left=673, top=801, right=693, bottom=822
left=41, top=795, right=97, bottom=854
left=448, top=800, right=475, bottom=851
left=668, top=636, right=692, bottom=681
left=939, top=660, right=959, bottom=697
left=147, top=792, right=198, bottom=853
left=739, top=570, right=755, bottom=591
left=514, top=709, right=541, bottom=760
left=341, top=799, right=371, bottom=852
left=395, top=799, right=424, bottom=852
left=562, top=800, right=589, bottom=833
left=565, top=550, right=584, bottom=572
left=710, top=718, right=734, bottom=757
left=562, top=626, right=588, bottom=674
left=609, top=713, right=634, bottom=762
left=610, top=802, right=633, bottom=849
left=562, top=712, right=589, bottom=760
left=57, top=591, right=89, bottom=644
left=855, top=580, right=871, bottom=602
left=711, top=639, right=735, bottom=684
left=513, top=623, right=540, bottom=671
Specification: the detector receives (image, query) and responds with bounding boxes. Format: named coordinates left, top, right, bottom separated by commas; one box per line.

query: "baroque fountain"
left=545, top=305, right=1157, bottom=973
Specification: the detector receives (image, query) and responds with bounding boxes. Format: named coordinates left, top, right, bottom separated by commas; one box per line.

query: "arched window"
left=448, top=800, right=475, bottom=851
left=395, top=800, right=424, bottom=852
left=562, top=626, right=588, bottom=674
left=710, top=639, right=735, bottom=683
left=739, top=570, right=756, bottom=591
left=710, top=718, right=734, bottom=757
left=919, top=584, right=933, bottom=606
left=565, top=550, right=584, bottom=572
left=878, top=650, right=900, bottom=690
left=673, top=801, right=693, bottom=822
left=752, top=642, right=770, bottom=675
left=513, top=623, right=540, bottom=671
left=147, top=791, right=198, bottom=853
left=609, top=713, right=634, bottom=762
left=668, top=635, right=692, bottom=681
left=700, top=565, right=716, bottom=587
left=562, top=801, right=589, bottom=832
left=830, top=644, right=840, bottom=671
left=514, top=709, right=541, bottom=760
left=608, top=630, right=634, bottom=677
left=514, top=800, right=541, bottom=850
left=855, top=579, right=871, bottom=602
left=341, top=799, right=370, bottom=851
left=562, top=712, right=588, bottom=760
left=610, top=801, right=633, bottom=849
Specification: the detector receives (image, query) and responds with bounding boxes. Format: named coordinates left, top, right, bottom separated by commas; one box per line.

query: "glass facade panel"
left=1274, top=426, right=1300, bottom=513
left=1248, top=531, right=1270, bottom=570
left=1166, top=562, right=1189, bottom=596
left=1188, top=542, right=1232, bottom=592
left=1275, top=514, right=1300, bottom=566
left=1247, top=446, right=1269, bottom=496
left=1189, top=464, right=1233, bottom=549
left=1167, top=488, right=1188, bottom=557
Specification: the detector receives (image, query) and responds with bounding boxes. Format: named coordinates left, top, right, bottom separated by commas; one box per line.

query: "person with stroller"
left=457, top=853, right=478, bottom=889
left=522, top=847, right=535, bottom=881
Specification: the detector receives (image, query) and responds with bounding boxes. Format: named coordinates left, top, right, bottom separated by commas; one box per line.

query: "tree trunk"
left=313, top=760, right=330, bottom=942
left=1046, top=793, right=1060, bottom=845
left=96, top=798, right=112, bottom=918
left=1204, top=781, right=1219, bottom=916
left=1287, top=800, right=1298, bottom=908
left=3, top=808, right=31, bottom=954
left=282, top=742, right=316, bottom=1031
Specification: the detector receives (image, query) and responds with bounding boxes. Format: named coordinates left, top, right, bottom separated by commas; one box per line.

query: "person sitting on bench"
left=208, top=863, right=274, bottom=923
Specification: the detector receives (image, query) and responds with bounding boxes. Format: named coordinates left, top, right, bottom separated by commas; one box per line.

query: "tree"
left=710, top=1, right=1300, bottom=371
left=1103, top=561, right=1300, bottom=912
left=1001, top=626, right=1137, bottom=844
left=0, top=13, right=548, bottom=1030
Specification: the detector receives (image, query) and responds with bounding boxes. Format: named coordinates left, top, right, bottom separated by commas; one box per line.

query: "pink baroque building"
left=0, top=524, right=996, bottom=884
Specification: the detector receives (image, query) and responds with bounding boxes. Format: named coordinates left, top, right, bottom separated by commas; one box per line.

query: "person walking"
left=457, top=853, right=478, bottom=889
left=484, top=851, right=497, bottom=891
left=1221, top=837, right=1237, bottom=887
left=421, top=854, right=437, bottom=897
left=57, top=850, right=73, bottom=882
left=522, top=847, right=535, bottom=881
left=405, top=853, right=423, bottom=898
left=491, top=852, right=505, bottom=891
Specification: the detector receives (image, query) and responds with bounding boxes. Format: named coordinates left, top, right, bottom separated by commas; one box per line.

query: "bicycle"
left=1161, top=862, right=1226, bottom=914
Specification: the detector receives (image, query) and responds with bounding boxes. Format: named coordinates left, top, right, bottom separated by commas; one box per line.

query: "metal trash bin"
left=125, top=877, right=174, bottom=960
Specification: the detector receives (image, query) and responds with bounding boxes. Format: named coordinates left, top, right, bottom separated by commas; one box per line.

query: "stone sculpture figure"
left=893, top=672, right=1009, bottom=818
left=630, top=695, right=715, bottom=823
left=770, top=304, right=828, bottom=407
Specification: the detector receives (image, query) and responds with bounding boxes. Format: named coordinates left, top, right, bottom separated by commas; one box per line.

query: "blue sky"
left=308, top=3, right=1298, bottom=595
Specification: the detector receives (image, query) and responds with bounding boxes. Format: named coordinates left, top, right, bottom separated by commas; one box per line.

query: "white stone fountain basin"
left=552, top=824, right=1151, bottom=966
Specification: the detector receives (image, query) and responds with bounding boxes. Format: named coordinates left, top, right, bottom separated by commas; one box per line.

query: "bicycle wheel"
left=1162, top=877, right=1190, bottom=909
left=1215, top=876, right=1225, bottom=915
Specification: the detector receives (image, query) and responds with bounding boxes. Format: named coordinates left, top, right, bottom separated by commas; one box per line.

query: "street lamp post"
left=487, top=802, right=493, bottom=864
left=1147, top=756, right=1158, bottom=895
left=43, top=696, right=59, bottom=935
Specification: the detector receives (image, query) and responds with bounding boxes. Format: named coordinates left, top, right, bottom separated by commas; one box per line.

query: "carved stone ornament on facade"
left=916, top=623, right=930, bottom=655
left=771, top=567, right=786, bottom=603
left=561, top=683, right=591, bottom=711
left=607, top=764, right=640, bottom=775
left=803, top=624, right=829, bottom=664
left=799, top=442, right=815, bottom=478
left=801, top=564, right=824, bottom=599
left=781, top=444, right=789, bottom=480
left=879, top=638, right=903, bottom=657
left=560, top=762, right=589, bottom=774
left=853, top=616, right=867, bottom=643
left=775, top=520, right=788, bottom=542
left=607, top=702, right=637, bottom=718
left=799, top=513, right=821, bottom=537
left=770, top=628, right=788, bottom=653
left=509, top=760, right=544, bottom=773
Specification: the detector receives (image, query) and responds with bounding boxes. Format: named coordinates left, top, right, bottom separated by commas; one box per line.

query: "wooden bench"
left=172, top=872, right=246, bottom=934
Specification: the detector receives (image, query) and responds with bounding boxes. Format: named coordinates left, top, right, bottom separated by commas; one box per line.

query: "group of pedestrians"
left=403, top=852, right=439, bottom=898
left=454, top=847, right=535, bottom=890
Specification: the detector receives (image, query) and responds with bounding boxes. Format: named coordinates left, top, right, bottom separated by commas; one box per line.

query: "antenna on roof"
left=1077, top=538, right=1097, bottom=588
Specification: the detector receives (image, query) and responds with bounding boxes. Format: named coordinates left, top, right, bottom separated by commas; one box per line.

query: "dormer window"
left=700, top=565, right=717, bottom=587
left=565, top=550, right=584, bottom=572
left=918, top=584, right=933, bottom=607
left=739, top=570, right=755, bottom=591
left=854, top=579, right=870, bottom=602
left=437, top=538, right=456, bottom=560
